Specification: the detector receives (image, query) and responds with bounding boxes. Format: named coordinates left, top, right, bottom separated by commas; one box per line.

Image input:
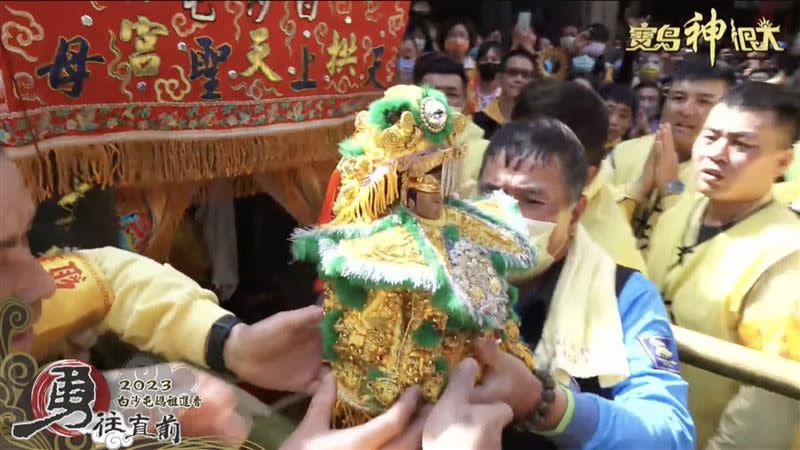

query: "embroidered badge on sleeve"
left=638, top=335, right=681, bottom=373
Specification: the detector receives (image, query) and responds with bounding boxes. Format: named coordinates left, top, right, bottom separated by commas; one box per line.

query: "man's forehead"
left=671, top=79, right=727, bottom=97
left=421, top=73, right=462, bottom=90
left=706, top=103, right=774, bottom=129
left=507, top=57, right=533, bottom=70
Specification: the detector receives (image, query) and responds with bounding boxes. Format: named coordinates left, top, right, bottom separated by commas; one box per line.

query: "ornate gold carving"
left=107, top=30, right=134, bottom=101
left=231, top=78, right=283, bottom=100
left=154, top=65, right=192, bottom=102
left=364, top=1, right=381, bottom=23
left=387, top=1, right=406, bottom=37
left=279, top=1, right=297, bottom=57
left=225, top=1, right=246, bottom=42
left=11, top=72, right=44, bottom=105
left=170, top=12, right=208, bottom=38
left=2, top=5, right=44, bottom=63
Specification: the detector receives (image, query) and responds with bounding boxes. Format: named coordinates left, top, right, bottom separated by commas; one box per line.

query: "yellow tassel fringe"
left=14, top=122, right=354, bottom=203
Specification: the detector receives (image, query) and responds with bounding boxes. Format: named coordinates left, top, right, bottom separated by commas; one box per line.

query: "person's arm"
left=547, top=272, right=695, bottom=450
left=79, top=246, right=231, bottom=367
left=704, top=251, right=800, bottom=450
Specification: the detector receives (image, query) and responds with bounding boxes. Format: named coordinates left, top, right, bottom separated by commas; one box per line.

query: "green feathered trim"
left=332, top=277, right=367, bottom=310
left=338, top=138, right=365, bottom=157
left=321, top=309, right=344, bottom=361
left=368, top=97, right=415, bottom=130
left=507, top=285, right=519, bottom=308
left=490, top=251, right=507, bottom=276
left=290, top=234, right=320, bottom=264
left=367, top=366, right=385, bottom=381
left=442, top=225, right=460, bottom=244
left=434, top=356, right=449, bottom=374
left=413, top=321, right=443, bottom=348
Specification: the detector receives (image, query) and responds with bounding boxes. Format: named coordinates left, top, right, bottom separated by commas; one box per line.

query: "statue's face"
left=410, top=189, right=443, bottom=220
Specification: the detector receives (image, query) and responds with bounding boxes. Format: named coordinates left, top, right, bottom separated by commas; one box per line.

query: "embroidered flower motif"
left=188, top=119, right=198, bottom=129
left=226, top=115, right=238, bottom=126
left=65, top=119, right=78, bottom=130
left=138, top=121, right=148, bottom=130
left=106, top=117, right=119, bottom=129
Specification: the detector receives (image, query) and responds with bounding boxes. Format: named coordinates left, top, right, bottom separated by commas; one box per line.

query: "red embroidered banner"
left=0, top=1, right=409, bottom=197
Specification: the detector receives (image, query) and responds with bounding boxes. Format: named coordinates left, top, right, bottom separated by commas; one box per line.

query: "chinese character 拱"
left=36, top=37, right=106, bottom=98
left=326, top=30, right=357, bottom=77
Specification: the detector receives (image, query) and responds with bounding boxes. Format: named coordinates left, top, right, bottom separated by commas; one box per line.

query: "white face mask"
left=507, top=219, right=557, bottom=282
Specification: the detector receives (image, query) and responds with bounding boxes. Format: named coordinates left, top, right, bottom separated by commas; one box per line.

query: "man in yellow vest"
left=511, top=80, right=647, bottom=273
left=608, top=58, right=737, bottom=252
left=647, top=82, right=800, bottom=449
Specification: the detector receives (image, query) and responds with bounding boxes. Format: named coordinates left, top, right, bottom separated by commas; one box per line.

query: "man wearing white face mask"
left=471, top=119, right=694, bottom=450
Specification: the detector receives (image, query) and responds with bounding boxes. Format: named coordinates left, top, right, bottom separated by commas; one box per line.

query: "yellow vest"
left=648, top=194, right=800, bottom=448
left=456, top=119, right=489, bottom=199
left=774, top=179, right=800, bottom=205
left=582, top=169, right=647, bottom=274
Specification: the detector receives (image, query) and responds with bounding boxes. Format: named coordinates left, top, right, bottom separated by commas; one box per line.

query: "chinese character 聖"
left=684, top=8, right=727, bottom=66
left=120, top=16, right=169, bottom=77
left=35, top=37, right=106, bottom=98
left=189, top=37, right=232, bottom=100
left=326, top=30, right=357, bottom=77
left=241, top=28, right=283, bottom=81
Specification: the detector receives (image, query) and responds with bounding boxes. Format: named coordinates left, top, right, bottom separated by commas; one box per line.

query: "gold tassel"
left=333, top=398, right=376, bottom=428
left=13, top=121, right=354, bottom=203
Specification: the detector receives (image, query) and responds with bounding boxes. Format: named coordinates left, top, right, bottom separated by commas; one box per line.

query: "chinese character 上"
left=36, top=37, right=106, bottom=98
left=684, top=8, right=727, bottom=66
left=241, top=28, right=283, bottom=81
left=326, top=30, right=357, bottom=77
left=120, top=16, right=169, bottom=77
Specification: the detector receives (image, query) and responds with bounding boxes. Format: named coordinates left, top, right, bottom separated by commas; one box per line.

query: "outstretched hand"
left=423, top=358, right=513, bottom=450
left=224, top=305, right=326, bottom=394
left=280, top=374, right=427, bottom=450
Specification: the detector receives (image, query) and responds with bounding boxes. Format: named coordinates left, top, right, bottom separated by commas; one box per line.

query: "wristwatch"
left=205, top=314, right=242, bottom=373
left=664, top=179, right=686, bottom=196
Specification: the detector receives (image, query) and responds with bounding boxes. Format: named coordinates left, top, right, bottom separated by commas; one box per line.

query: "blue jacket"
left=511, top=266, right=695, bottom=450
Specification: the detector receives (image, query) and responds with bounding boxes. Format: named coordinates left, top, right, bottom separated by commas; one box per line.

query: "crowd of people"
left=2, top=11, right=800, bottom=450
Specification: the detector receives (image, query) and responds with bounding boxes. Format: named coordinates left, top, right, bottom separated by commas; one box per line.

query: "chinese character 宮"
left=326, top=30, right=358, bottom=77
left=627, top=22, right=658, bottom=51
left=241, top=28, right=283, bottom=81
left=120, top=16, right=169, bottom=77
left=47, top=261, right=86, bottom=289
left=731, top=18, right=783, bottom=52
left=189, top=37, right=231, bottom=100
left=684, top=8, right=727, bottom=66
left=36, top=36, right=106, bottom=98
left=155, top=414, right=182, bottom=445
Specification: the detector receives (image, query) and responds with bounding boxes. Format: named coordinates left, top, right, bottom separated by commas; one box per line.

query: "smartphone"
left=517, top=11, right=532, bottom=30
